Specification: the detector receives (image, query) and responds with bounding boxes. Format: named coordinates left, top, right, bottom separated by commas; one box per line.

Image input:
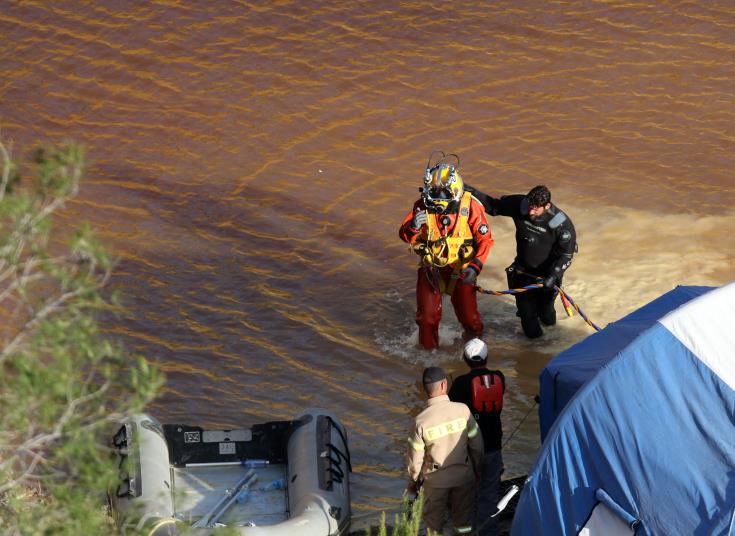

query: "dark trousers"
left=474, top=450, right=503, bottom=536
left=422, top=480, right=476, bottom=534
left=506, top=266, right=558, bottom=338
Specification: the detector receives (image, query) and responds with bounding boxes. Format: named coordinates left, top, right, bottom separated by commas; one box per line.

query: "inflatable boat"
left=110, top=409, right=351, bottom=536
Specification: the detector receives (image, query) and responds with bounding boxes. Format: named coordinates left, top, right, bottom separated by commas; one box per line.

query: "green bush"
left=366, top=492, right=429, bottom=536
left=0, top=139, right=162, bottom=535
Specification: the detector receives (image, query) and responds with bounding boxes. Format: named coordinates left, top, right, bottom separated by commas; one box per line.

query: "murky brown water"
left=2, top=0, right=734, bottom=529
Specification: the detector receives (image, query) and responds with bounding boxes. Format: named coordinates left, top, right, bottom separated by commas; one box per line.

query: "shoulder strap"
left=425, top=210, right=439, bottom=241
left=451, top=192, right=473, bottom=240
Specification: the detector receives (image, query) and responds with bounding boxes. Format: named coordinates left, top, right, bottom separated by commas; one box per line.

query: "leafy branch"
left=0, top=138, right=163, bottom=534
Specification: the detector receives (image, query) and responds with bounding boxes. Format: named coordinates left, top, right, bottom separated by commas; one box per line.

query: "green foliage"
left=367, top=492, right=428, bottom=536
left=0, top=140, right=163, bottom=534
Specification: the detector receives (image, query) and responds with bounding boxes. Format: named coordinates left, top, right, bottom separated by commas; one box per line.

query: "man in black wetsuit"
left=465, top=184, right=577, bottom=338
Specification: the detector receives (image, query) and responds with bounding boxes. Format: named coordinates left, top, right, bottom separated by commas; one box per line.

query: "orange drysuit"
left=399, top=193, right=493, bottom=349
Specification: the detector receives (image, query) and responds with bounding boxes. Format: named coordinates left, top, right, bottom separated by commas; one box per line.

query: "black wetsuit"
left=449, top=368, right=505, bottom=536
left=467, top=187, right=577, bottom=338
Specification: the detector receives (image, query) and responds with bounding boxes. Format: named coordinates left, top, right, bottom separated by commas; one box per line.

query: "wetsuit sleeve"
left=465, top=199, right=494, bottom=274
left=494, top=194, right=526, bottom=218
left=466, top=413, right=485, bottom=477
left=550, top=216, right=577, bottom=279
left=399, top=199, right=424, bottom=245
left=406, top=422, right=425, bottom=483
left=464, top=184, right=500, bottom=215
left=448, top=379, right=458, bottom=401
left=498, top=371, right=506, bottom=394
left=448, top=375, right=469, bottom=406
left=464, top=184, right=525, bottom=218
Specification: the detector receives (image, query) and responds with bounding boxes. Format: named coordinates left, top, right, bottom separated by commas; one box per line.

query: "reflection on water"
left=1, top=0, right=734, bottom=530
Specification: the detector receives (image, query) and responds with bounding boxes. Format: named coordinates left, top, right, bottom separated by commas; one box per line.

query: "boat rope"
left=326, top=416, right=352, bottom=472
left=325, top=450, right=346, bottom=483
left=475, top=283, right=601, bottom=331
left=324, top=416, right=352, bottom=487
left=327, top=443, right=351, bottom=473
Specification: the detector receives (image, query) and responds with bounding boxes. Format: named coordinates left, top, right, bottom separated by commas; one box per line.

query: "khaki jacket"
left=407, top=394, right=484, bottom=488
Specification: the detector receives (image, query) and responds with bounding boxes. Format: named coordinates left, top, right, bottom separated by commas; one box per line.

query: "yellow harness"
left=414, top=192, right=475, bottom=295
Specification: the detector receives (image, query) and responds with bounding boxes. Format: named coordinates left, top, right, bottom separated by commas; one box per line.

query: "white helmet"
left=463, top=338, right=488, bottom=364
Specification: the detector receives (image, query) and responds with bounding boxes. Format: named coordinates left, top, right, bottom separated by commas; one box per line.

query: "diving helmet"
left=422, top=151, right=463, bottom=213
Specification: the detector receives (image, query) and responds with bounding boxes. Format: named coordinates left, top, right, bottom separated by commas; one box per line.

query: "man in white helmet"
left=449, top=338, right=506, bottom=536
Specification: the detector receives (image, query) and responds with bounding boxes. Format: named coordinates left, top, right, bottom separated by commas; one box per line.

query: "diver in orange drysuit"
left=399, top=155, right=493, bottom=350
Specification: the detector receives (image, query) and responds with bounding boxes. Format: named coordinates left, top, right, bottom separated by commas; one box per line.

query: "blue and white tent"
left=512, top=282, right=735, bottom=535
left=537, top=285, right=714, bottom=442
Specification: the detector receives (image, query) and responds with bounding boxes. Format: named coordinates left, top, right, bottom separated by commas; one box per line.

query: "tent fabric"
left=512, top=282, right=735, bottom=536
left=538, top=285, right=712, bottom=441
left=579, top=501, right=634, bottom=535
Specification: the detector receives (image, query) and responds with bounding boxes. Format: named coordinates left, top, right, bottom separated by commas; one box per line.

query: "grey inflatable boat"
left=110, top=409, right=351, bottom=536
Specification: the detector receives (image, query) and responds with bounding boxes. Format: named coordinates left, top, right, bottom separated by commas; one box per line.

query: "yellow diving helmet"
left=422, top=152, right=463, bottom=214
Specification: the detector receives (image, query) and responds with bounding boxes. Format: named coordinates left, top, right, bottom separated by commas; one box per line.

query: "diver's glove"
left=543, top=273, right=557, bottom=289
left=460, top=265, right=479, bottom=285
left=412, top=211, right=428, bottom=230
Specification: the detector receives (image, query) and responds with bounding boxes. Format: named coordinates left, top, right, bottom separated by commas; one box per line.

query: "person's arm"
left=470, top=200, right=494, bottom=262
left=406, top=423, right=425, bottom=484
left=545, top=216, right=577, bottom=287
left=448, top=375, right=467, bottom=406
left=467, top=414, right=485, bottom=478
left=494, top=194, right=526, bottom=217
left=464, top=184, right=500, bottom=215
left=465, top=185, right=525, bottom=218
left=399, top=200, right=426, bottom=245
left=461, top=200, right=494, bottom=282
left=448, top=379, right=458, bottom=401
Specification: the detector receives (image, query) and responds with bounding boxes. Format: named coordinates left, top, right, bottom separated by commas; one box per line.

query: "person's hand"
left=460, top=265, right=479, bottom=285
left=412, top=211, right=427, bottom=229
left=543, top=273, right=557, bottom=289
